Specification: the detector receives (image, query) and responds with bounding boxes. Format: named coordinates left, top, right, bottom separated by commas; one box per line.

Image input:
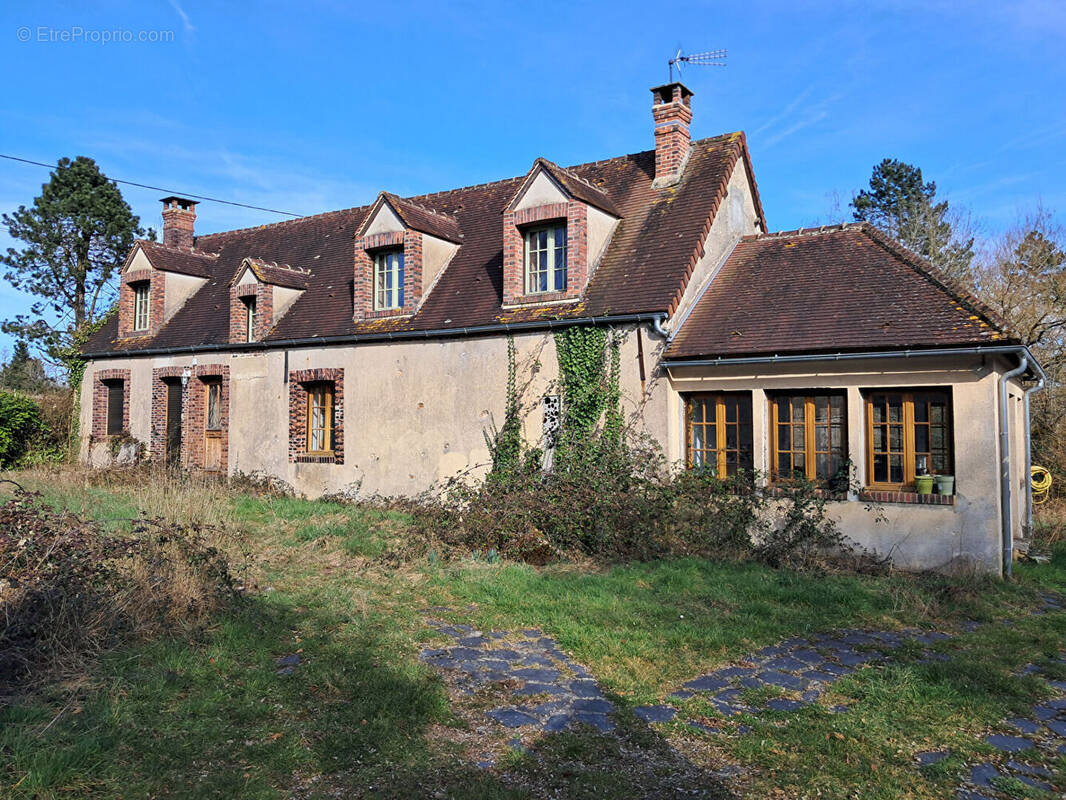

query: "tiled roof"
left=378, top=193, right=463, bottom=243
left=666, top=223, right=1015, bottom=360
left=132, top=240, right=218, bottom=278
left=85, top=132, right=762, bottom=354
left=233, top=257, right=312, bottom=290
left=517, top=158, right=622, bottom=217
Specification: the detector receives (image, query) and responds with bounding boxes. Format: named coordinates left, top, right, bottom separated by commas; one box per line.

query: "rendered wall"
left=664, top=354, right=1025, bottom=575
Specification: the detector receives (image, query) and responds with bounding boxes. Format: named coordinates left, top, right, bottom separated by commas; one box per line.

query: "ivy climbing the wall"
left=553, top=325, right=624, bottom=471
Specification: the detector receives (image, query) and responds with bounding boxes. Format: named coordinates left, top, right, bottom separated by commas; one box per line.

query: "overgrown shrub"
left=0, top=391, right=43, bottom=468
left=0, top=487, right=240, bottom=691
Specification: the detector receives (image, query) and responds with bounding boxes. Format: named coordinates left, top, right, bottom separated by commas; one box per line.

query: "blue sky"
left=1, top=0, right=1064, bottom=359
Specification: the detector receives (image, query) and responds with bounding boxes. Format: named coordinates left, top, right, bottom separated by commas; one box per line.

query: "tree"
left=0, top=340, right=55, bottom=392
left=2, top=156, right=144, bottom=370
left=974, top=209, right=1066, bottom=473
left=852, top=158, right=975, bottom=283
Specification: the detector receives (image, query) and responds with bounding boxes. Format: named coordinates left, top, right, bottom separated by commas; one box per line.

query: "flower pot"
left=935, top=475, right=955, bottom=496
left=915, top=475, right=934, bottom=495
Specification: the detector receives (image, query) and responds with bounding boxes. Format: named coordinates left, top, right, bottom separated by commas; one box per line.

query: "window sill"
left=859, top=490, right=955, bottom=506
left=502, top=292, right=580, bottom=308
left=295, top=453, right=337, bottom=464
left=767, top=486, right=849, bottom=502
left=363, top=308, right=412, bottom=320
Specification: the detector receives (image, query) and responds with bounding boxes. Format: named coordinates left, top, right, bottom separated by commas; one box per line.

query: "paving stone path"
left=420, top=592, right=1065, bottom=788
left=947, top=650, right=1066, bottom=798
left=419, top=611, right=617, bottom=740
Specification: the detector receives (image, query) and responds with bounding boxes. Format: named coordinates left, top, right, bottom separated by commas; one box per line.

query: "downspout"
left=1024, top=371, right=1046, bottom=542
left=651, top=312, right=669, bottom=338
left=999, top=355, right=1028, bottom=578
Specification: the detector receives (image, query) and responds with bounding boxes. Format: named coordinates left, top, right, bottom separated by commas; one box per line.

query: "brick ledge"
left=860, top=490, right=955, bottom=506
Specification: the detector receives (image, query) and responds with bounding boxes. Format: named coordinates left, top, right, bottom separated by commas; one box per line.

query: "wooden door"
left=203, top=379, right=222, bottom=472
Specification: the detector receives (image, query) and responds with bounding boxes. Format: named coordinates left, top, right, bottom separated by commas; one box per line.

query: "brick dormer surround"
left=502, top=201, right=589, bottom=306
left=117, top=269, right=165, bottom=338
left=229, top=281, right=274, bottom=342
left=353, top=229, right=423, bottom=321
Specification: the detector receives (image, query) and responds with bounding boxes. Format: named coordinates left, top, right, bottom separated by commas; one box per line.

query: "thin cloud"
left=168, top=0, right=196, bottom=34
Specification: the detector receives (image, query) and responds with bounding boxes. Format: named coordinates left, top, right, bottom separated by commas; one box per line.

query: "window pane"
left=888, top=399, right=902, bottom=423
left=815, top=426, right=828, bottom=451
left=914, top=401, right=928, bottom=423
left=874, top=453, right=887, bottom=483
left=791, top=396, right=804, bottom=421
left=873, top=425, right=885, bottom=451
left=692, top=424, right=705, bottom=452
left=814, top=396, right=828, bottom=423
left=778, top=424, right=790, bottom=452
left=915, top=426, right=929, bottom=453
left=815, top=452, right=829, bottom=479
left=725, top=425, right=737, bottom=449
left=777, top=400, right=790, bottom=423
left=890, top=455, right=903, bottom=483
left=778, top=453, right=791, bottom=474
left=106, top=381, right=124, bottom=436
left=792, top=425, right=805, bottom=450
left=889, top=426, right=902, bottom=451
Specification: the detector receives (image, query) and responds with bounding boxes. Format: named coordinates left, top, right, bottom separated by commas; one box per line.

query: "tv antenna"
left=668, top=48, right=727, bottom=82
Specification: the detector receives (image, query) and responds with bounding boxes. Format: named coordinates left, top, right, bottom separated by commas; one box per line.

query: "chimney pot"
left=160, top=196, right=198, bottom=249
left=650, top=82, right=694, bottom=187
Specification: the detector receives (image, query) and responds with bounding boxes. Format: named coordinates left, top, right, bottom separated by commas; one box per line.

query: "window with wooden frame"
left=133, top=282, right=150, bottom=331
left=770, top=393, right=847, bottom=484
left=373, top=249, right=405, bottom=310
left=684, top=393, right=753, bottom=478
left=525, top=223, right=567, bottom=294
left=242, top=296, right=256, bottom=342
left=306, top=382, right=335, bottom=455
left=865, top=389, right=953, bottom=490
left=105, top=380, right=124, bottom=436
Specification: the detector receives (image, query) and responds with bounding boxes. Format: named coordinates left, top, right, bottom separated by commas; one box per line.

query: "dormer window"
left=374, top=249, right=405, bottom=311
left=133, top=282, right=151, bottom=331
left=242, top=296, right=256, bottom=342
left=525, top=224, right=567, bottom=294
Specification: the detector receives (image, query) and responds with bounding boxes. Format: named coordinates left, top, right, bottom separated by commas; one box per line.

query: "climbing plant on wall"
left=486, top=336, right=523, bottom=476
left=553, top=326, right=624, bottom=470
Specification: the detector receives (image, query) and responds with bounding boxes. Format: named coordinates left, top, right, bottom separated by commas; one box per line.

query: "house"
left=79, top=82, right=1043, bottom=575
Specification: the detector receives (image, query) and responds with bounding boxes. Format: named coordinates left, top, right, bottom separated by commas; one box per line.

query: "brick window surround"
left=502, top=201, right=589, bottom=306
left=288, top=368, right=344, bottom=464
left=150, top=365, right=229, bottom=471
left=91, top=369, right=130, bottom=439
left=229, top=282, right=273, bottom=343
left=118, top=269, right=165, bottom=338
left=353, top=231, right=423, bottom=321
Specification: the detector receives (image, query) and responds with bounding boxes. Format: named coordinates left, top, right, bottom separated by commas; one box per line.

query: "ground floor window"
left=105, top=380, right=125, bottom=436
left=769, top=393, right=847, bottom=484
left=306, top=382, right=335, bottom=455
left=865, top=389, right=953, bottom=490
left=684, top=393, right=753, bottom=477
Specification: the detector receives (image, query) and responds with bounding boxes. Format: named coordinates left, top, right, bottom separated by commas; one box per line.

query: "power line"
left=0, top=153, right=304, bottom=218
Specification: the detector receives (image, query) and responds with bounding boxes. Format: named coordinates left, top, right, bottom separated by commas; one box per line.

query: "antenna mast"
left=668, top=48, right=727, bottom=82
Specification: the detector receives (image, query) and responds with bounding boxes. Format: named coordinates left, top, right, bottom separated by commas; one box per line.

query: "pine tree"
left=2, top=156, right=144, bottom=368
left=852, top=159, right=974, bottom=283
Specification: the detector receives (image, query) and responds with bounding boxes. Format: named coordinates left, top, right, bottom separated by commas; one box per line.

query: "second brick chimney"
left=161, top=196, right=198, bottom=249
left=651, top=82, right=694, bottom=188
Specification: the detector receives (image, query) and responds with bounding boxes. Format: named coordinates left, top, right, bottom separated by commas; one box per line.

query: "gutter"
left=81, top=312, right=669, bottom=360
left=662, top=344, right=1046, bottom=580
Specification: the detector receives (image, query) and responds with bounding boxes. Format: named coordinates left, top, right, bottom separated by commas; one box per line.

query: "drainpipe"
left=651, top=312, right=669, bottom=338
left=1023, top=371, right=1046, bottom=542
left=999, top=355, right=1028, bottom=578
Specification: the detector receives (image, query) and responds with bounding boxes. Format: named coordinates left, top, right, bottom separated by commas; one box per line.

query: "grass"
left=1, top=466, right=1065, bottom=799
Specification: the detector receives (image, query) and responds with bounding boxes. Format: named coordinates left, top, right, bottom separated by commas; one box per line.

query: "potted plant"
left=914, top=456, right=934, bottom=495
left=935, top=474, right=955, bottom=496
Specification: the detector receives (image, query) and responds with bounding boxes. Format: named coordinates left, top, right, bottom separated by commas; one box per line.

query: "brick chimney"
left=651, top=82, right=694, bottom=188
left=160, top=196, right=198, bottom=249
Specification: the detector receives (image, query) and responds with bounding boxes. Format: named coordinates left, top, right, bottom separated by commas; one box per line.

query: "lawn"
left=1, top=467, right=1064, bottom=799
